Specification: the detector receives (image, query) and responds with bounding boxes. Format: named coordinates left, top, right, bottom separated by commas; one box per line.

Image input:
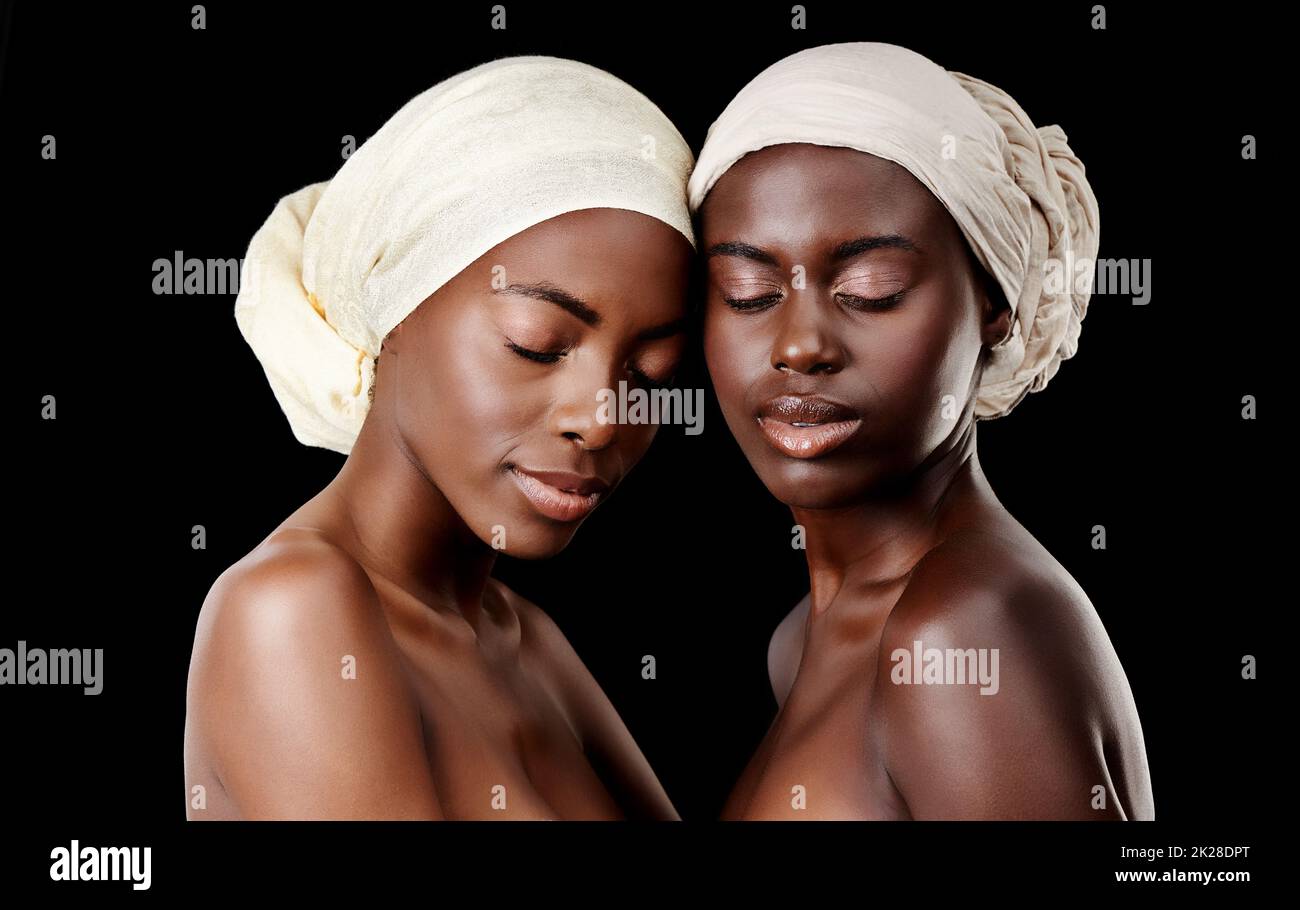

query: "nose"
left=770, top=295, right=845, bottom=375
left=550, top=360, right=620, bottom=452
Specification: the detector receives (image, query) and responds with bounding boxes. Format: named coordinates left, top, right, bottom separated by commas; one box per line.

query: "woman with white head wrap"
left=185, top=56, right=694, bottom=820
left=238, top=56, right=695, bottom=454
left=690, top=42, right=1152, bottom=820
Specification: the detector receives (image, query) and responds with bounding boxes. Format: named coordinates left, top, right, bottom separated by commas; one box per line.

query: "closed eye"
left=505, top=340, right=566, bottom=363
left=836, top=291, right=906, bottom=311
left=723, top=293, right=782, bottom=313
left=506, top=339, right=672, bottom=392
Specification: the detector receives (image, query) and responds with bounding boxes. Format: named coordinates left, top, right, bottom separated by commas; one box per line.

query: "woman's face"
left=384, top=207, right=692, bottom=558
left=699, top=143, right=1010, bottom=510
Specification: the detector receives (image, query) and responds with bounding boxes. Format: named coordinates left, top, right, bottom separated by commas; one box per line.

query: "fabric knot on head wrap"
left=686, top=42, right=1100, bottom=420
left=235, top=56, right=697, bottom=454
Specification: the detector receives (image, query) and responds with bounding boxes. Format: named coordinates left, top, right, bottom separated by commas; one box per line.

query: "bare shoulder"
left=189, top=528, right=395, bottom=688
left=880, top=524, right=1116, bottom=691
left=185, top=528, right=441, bottom=819
left=872, top=524, right=1154, bottom=819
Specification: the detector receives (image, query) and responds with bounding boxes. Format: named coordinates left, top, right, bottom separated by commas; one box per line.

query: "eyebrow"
left=494, top=282, right=602, bottom=327
left=705, top=233, right=922, bottom=265
left=704, top=241, right=780, bottom=266
left=493, top=281, right=686, bottom=341
left=830, top=234, right=922, bottom=261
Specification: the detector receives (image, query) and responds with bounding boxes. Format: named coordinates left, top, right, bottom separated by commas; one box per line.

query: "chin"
left=757, top=459, right=879, bottom=511
left=497, top=523, right=581, bottom=560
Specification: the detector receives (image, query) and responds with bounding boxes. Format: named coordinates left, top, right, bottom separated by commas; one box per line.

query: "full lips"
left=755, top=395, right=863, bottom=459
left=508, top=467, right=604, bottom=522
left=757, top=415, right=863, bottom=459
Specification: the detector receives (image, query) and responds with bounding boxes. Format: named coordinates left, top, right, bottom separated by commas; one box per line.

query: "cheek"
left=703, top=307, right=760, bottom=412
left=861, top=290, right=981, bottom=430
left=396, top=309, right=529, bottom=469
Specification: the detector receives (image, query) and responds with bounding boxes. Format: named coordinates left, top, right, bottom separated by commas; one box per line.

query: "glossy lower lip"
left=757, top=416, right=863, bottom=459
left=508, top=467, right=603, bottom=522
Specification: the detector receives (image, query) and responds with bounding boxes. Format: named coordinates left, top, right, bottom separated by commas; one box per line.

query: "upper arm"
left=188, top=538, right=443, bottom=819
left=767, top=595, right=808, bottom=709
left=873, top=552, right=1124, bottom=820
left=512, top=594, right=678, bottom=820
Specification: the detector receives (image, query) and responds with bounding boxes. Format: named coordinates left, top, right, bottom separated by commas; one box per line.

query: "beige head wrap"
left=687, top=42, right=1099, bottom=420
left=235, top=56, right=696, bottom=454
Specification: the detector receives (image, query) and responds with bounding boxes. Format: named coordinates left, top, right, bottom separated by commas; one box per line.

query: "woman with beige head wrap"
left=690, top=42, right=1152, bottom=820
left=185, top=56, right=694, bottom=820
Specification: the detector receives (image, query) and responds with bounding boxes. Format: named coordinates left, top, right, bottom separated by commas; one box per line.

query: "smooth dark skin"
left=185, top=207, right=692, bottom=820
left=700, top=143, right=1155, bottom=820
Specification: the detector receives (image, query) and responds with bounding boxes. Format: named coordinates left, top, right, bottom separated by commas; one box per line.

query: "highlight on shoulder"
left=870, top=526, right=1154, bottom=820
left=184, top=527, right=441, bottom=819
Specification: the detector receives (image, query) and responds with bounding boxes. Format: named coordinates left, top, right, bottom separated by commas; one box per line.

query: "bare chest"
left=722, top=593, right=911, bottom=820
left=388, top=610, right=623, bottom=820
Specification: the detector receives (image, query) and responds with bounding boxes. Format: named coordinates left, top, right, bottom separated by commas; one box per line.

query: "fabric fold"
left=235, top=56, right=696, bottom=454
left=686, top=42, right=1100, bottom=420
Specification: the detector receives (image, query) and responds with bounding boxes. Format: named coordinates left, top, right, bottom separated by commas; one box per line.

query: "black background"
left=2, top=0, right=1279, bottom=894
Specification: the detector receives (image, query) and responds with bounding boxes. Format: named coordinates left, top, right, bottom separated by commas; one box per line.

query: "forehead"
left=440, top=206, right=691, bottom=327
left=500, top=207, right=686, bottom=253
left=700, top=143, right=953, bottom=250
left=491, top=207, right=691, bottom=280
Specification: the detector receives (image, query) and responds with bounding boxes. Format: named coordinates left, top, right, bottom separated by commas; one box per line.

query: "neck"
left=321, top=396, right=498, bottom=627
left=792, top=418, right=990, bottom=617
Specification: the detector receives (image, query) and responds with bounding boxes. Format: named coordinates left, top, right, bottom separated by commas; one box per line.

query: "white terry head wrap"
left=235, top=56, right=696, bottom=454
left=687, top=42, right=1099, bottom=420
